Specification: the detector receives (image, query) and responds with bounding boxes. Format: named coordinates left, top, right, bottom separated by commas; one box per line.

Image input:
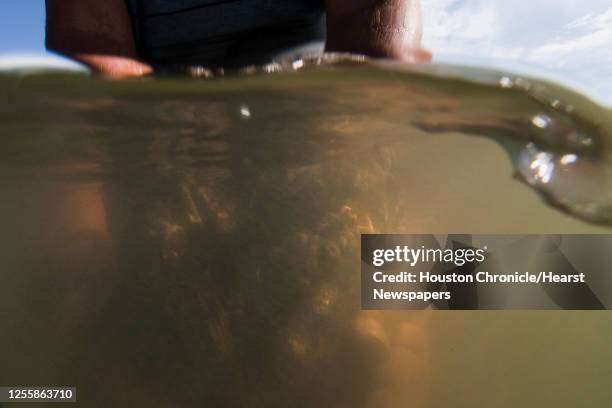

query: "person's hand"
left=62, top=54, right=153, bottom=78
left=324, top=0, right=432, bottom=63
left=45, top=0, right=152, bottom=78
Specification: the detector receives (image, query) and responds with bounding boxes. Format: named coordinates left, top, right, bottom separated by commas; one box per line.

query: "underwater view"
left=1, top=57, right=611, bottom=406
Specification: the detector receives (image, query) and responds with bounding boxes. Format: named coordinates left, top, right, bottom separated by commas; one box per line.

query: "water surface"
left=1, top=60, right=611, bottom=407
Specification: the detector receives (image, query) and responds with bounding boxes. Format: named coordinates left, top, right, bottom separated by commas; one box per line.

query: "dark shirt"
left=124, top=0, right=326, bottom=68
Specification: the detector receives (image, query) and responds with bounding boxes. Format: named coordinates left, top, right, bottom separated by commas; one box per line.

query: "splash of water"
left=497, top=74, right=612, bottom=223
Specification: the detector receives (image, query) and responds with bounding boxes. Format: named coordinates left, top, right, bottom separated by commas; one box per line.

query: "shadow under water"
left=0, top=59, right=611, bottom=407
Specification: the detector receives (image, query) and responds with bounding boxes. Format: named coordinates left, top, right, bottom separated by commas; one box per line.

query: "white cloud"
left=531, top=8, right=612, bottom=63
left=423, top=0, right=495, bottom=42
left=0, top=52, right=86, bottom=72
left=422, top=0, right=612, bottom=104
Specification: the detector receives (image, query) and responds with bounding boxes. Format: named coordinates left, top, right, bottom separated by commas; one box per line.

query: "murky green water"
left=1, top=59, right=611, bottom=407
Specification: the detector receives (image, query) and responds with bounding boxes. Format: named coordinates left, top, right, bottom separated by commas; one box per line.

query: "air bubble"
left=239, top=104, right=251, bottom=119
left=532, top=114, right=552, bottom=129
left=560, top=154, right=578, bottom=166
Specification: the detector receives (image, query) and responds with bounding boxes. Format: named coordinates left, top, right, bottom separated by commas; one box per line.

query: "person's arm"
left=45, top=0, right=152, bottom=77
left=324, top=0, right=431, bottom=62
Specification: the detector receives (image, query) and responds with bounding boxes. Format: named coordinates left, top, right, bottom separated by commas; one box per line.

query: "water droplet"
left=519, top=143, right=555, bottom=185
left=239, top=104, right=251, bottom=119
left=499, top=76, right=513, bottom=88
left=531, top=114, right=552, bottom=129
left=188, top=66, right=213, bottom=78
left=567, top=131, right=593, bottom=147
left=514, top=78, right=532, bottom=91
left=292, top=59, right=304, bottom=70
left=263, top=63, right=282, bottom=73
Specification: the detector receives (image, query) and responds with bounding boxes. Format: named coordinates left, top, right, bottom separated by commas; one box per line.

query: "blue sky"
left=0, top=1, right=46, bottom=53
left=1, top=1, right=612, bottom=104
